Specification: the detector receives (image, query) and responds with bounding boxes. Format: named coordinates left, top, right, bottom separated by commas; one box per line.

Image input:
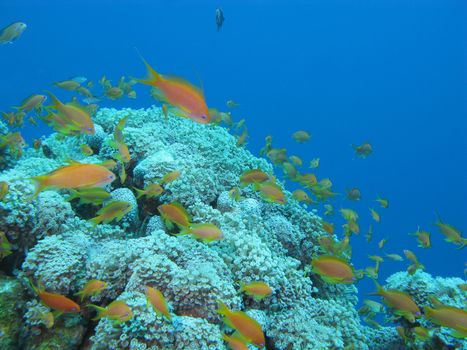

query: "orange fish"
left=240, top=169, right=270, bottom=186
left=47, top=92, right=95, bottom=135
left=371, top=280, right=421, bottom=322
left=311, top=255, right=355, bottom=284
left=30, top=162, right=116, bottom=198
left=160, top=170, right=181, bottom=184
left=254, top=181, right=286, bottom=204
left=179, top=223, right=223, bottom=243
left=134, top=183, right=164, bottom=199
left=88, top=300, right=133, bottom=324
left=222, top=333, right=249, bottom=350
left=239, top=281, right=272, bottom=301
left=30, top=279, right=80, bottom=314
left=158, top=202, right=191, bottom=229
left=424, top=305, right=467, bottom=338
left=217, top=301, right=265, bottom=347
left=75, top=279, right=108, bottom=302
left=145, top=286, right=171, bottom=321
left=137, top=56, right=211, bottom=124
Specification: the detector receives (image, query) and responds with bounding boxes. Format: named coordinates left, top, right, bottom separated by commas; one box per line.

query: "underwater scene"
left=0, top=1, right=465, bottom=349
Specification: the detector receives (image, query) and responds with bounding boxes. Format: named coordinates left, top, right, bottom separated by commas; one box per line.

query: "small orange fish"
left=179, top=223, right=223, bottom=243
left=33, top=139, right=42, bottom=150
left=89, top=201, right=133, bottom=226
left=217, top=301, right=265, bottom=347
left=17, top=94, right=47, bottom=112
left=160, top=170, right=181, bottom=184
left=88, top=300, right=133, bottom=324
left=30, top=279, right=80, bottom=314
left=47, top=92, right=94, bottom=135
left=31, top=162, right=116, bottom=198
left=292, top=189, right=313, bottom=204
left=409, top=227, right=431, bottom=249
left=75, top=279, right=108, bottom=302
left=424, top=305, right=467, bottom=338
left=137, top=56, right=211, bottom=124
left=134, top=183, right=164, bottom=199
left=145, top=286, right=171, bottom=321
left=239, top=281, right=272, bottom=301
left=371, top=281, right=421, bottom=322
left=158, top=202, right=191, bottom=229
left=311, top=255, right=355, bottom=284
left=321, top=221, right=334, bottom=235
left=80, top=144, right=93, bottom=156
left=222, top=333, right=249, bottom=350
left=239, top=169, right=270, bottom=186
left=254, top=181, right=286, bottom=204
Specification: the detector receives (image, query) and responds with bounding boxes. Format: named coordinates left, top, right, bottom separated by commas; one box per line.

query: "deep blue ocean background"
left=1, top=0, right=465, bottom=301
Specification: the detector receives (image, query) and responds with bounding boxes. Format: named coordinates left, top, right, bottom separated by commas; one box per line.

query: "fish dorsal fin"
left=66, top=159, right=82, bottom=166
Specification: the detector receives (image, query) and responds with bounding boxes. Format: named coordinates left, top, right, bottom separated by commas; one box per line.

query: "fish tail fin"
left=66, top=189, right=79, bottom=202
left=44, top=91, right=61, bottom=109
left=89, top=216, right=102, bottom=227
left=135, top=50, right=160, bottom=86
left=29, top=175, right=49, bottom=200
left=424, top=306, right=434, bottom=319
left=74, top=291, right=85, bottom=302
left=87, top=304, right=107, bottom=321
left=457, top=238, right=467, bottom=250
left=216, top=300, right=230, bottom=316
left=369, top=279, right=383, bottom=296
left=133, top=187, right=145, bottom=199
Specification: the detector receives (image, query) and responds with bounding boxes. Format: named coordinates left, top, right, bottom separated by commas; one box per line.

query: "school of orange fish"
left=0, top=51, right=466, bottom=349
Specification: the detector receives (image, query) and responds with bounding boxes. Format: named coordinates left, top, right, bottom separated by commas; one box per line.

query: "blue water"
left=1, top=0, right=465, bottom=300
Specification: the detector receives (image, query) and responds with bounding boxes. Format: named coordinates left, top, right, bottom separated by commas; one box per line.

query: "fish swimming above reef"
left=30, top=279, right=80, bottom=314
left=30, top=162, right=116, bottom=198
left=75, top=279, right=108, bottom=302
left=158, top=202, right=191, bottom=229
left=435, top=215, right=466, bottom=249
left=311, top=255, right=356, bottom=284
left=254, top=181, right=286, bottom=204
left=46, top=92, right=95, bottom=135
left=424, top=304, right=467, bottom=338
left=217, top=301, right=265, bottom=347
left=239, top=281, right=273, bottom=301
left=178, top=222, right=224, bottom=243
left=216, top=8, right=225, bottom=31
left=136, top=56, right=213, bottom=124
left=370, top=280, right=421, bottom=322
left=0, top=22, right=27, bottom=44
left=145, top=286, right=172, bottom=321
left=16, top=94, right=47, bottom=113
left=88, top=300, right=133, bottom=324
left=67, top=187, right=110, bottom=205
left=89, top=201, right=133, bottom=226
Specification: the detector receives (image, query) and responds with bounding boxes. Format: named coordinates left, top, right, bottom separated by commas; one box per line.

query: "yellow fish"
left=134, top=183, right=164, bottom=199
left=89, top=201, right=133, bottom=226
left=75, top=279, right=108, bottom=302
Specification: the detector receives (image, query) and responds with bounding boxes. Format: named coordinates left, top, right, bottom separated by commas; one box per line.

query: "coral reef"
left=0, top=105, right=463, bottom=350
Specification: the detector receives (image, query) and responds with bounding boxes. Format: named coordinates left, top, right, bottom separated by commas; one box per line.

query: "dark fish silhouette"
left=216, top=8, right=225, bottom=31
